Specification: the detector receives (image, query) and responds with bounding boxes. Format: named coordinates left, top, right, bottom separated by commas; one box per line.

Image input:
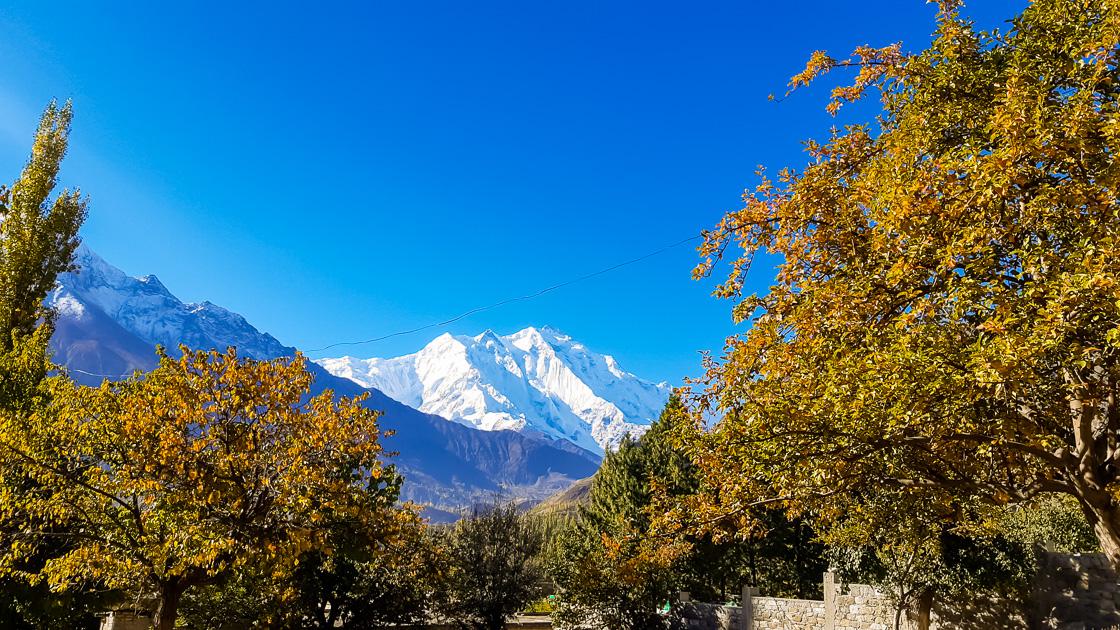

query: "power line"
left=306, top=233, right=704, bottom=353
left=58, top=367, right=135, bottom=380
left=51, top=233, right=706, bottom=377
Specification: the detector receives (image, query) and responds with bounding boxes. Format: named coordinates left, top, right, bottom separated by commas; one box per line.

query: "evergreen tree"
left=583, top=397, right=697, bottom=534
left=552, top=397, right=827, bottom=630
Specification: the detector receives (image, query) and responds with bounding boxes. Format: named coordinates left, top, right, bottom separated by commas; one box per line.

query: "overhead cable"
left=305, top=233, right=703, bottom=352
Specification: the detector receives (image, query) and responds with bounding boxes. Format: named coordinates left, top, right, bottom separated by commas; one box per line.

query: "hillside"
left=531, top=476, right=594, bottom=519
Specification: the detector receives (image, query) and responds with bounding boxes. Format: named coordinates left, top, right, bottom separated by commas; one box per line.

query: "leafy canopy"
left=0, top=347, right=410, bottom=630
left=0, top=100, right=95, bottom=629
left=0, top=99, right=86, bottom=354
left=684, top=0, right=1120, bottom=573
left=439, top=500, right=546, bottom=630
left=551, top=401, right=689, bottom=630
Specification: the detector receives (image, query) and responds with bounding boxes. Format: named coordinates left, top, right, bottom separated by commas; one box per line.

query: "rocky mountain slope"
left=531, top=476, right=593, bottom=518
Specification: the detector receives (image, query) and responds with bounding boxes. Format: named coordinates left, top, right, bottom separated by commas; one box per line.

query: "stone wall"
left=674, top=601, right=742, bottom=630
left=930, top=591, right=1030, bottom=630
left=98, top=610, right=151, bottom=630
left=1033, top=551, right=1120, bottom=629
left=672, top=597, right=827, bottom=630
left=832, top=584, right=895, bottom=630
left=671, top=579, right=903, bottom=630
left=671, top=553, right=1120, bottom=630
left=751, top=596, right=826, bottom=629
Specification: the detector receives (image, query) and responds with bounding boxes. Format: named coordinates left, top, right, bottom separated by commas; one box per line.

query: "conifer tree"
left=550, top=401, right=685, bottom=630
left=552, top=398, right=827, bottom=630
left=583, top=397, right=698, bottom=534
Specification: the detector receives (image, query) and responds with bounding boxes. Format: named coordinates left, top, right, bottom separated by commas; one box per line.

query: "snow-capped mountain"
left=50, top=244, right=294, bottom=363
left=316, top=327, right=673, bottom=454
left=45, top=244, right=601, bottom=512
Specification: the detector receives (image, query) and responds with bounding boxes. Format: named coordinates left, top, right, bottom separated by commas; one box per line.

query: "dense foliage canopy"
left=0, top=100, right=86, bottom=356
left=684, top=0, right=1120, bottom=574
left=0, top=101, right=99, bottom=629
left=0, top=348, right=411, bottom=630
left=552, top=399, right=826, bottom=630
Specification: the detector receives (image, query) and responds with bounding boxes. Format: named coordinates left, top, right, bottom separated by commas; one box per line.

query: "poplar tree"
left=0, top=100, right=92, bottom=629
left=0, top=99, right=86, bottom=356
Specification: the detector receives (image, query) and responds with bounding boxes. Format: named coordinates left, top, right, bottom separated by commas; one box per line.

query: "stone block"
left=99, top=611, right=151, bottom=630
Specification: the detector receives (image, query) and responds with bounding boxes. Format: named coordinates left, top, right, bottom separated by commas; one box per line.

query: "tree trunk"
left=1087, top=504, right=1120, bottom=573
left=749, top=540, right=757, bottom=590
left=486, top=611, right=505, bottom=630
left=793, top=519, right=803, bottom=598
left=916, top=590, right=932, bottom=630
left=1071, top=478, right=1120, bottom=574
left=152, top=579, right=187, bottom=630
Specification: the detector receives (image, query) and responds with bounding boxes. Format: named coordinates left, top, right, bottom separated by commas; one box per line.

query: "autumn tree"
left=822, top=492, right=1034, bottom=630
left=550, top=518, right=674, bottom=630
left=0, top=100, right=95, bottom=628
left=552, top=400, right=693, bottom=630
left=682, top=0, right=1120, bottom=574
left=0, top=347, right=412, bottom=630
left=0, top=98, right=85, bottom=415
left=179, top=513, right=445, bottom=630
left=552, top=407, right=672, bottom=630
left=0, top=99, right=86, bottom=359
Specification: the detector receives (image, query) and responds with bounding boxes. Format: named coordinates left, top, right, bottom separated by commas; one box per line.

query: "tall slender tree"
left=0, top=99, right=86, bottom=355
left=0, top=100, right=94, bottom=629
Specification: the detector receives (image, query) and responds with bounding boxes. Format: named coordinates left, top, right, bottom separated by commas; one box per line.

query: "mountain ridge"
left=45, top=244, right=601, bottom=513
left=317, top=326, right=671, bottom=454
left=52, top=245, right=294, bottom=363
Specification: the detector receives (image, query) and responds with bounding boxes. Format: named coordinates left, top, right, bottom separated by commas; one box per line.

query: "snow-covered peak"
left=50, top=243, right=294, bottom=361
left=316, top=327, right=672, bottom=454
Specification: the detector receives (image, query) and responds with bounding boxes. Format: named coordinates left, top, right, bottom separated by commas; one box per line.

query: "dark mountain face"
left=305, top=364, right=600, bottom=508
left=51, top=298, right=160, bottom=386
left=47, top=285, right=599, bottom=513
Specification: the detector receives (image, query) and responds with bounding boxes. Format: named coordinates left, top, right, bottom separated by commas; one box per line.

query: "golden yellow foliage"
left=0, top=99, right=86, bottom=353
left=681, top=0, right=1120, bottom=574
left=0, top=347, right=414, bottom=630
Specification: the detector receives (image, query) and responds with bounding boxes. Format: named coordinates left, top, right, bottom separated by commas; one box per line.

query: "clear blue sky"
left=0, top=1, right=1024, bottom=386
